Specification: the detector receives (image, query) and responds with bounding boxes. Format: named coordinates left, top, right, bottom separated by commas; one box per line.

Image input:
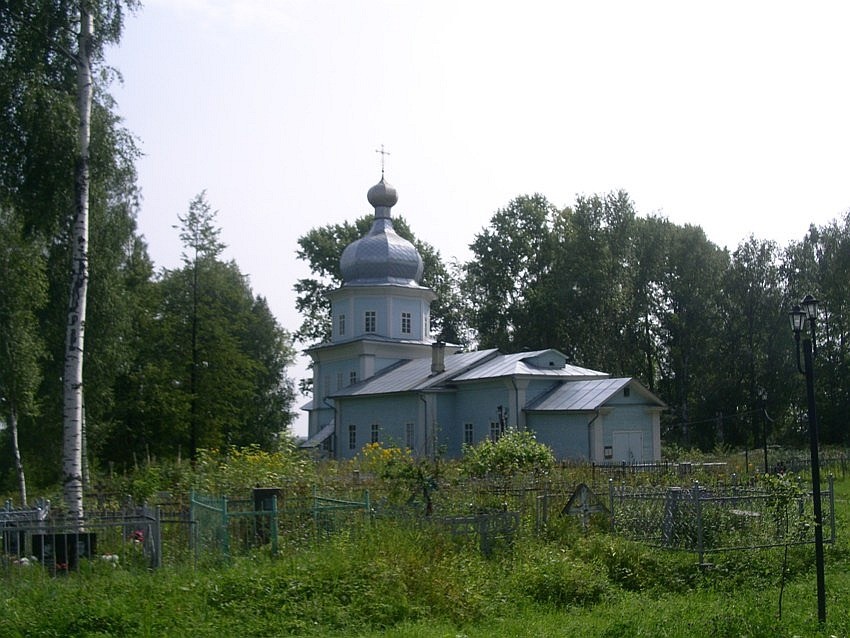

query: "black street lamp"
left=789, top=295, right=826, bottom=623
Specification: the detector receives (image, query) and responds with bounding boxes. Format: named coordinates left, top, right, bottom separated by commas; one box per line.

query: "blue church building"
left=302, top=177, right=665, bottom=463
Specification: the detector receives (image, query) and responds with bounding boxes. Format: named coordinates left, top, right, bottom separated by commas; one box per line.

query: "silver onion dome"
left=340, top=178, right=424, bottom=286
left=367, top=178, right=398, bottom=213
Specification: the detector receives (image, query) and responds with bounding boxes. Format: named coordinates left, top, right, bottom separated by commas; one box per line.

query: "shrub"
left=356, top=443, right=443, bottom=511
left=357, top=442, right=414, bottom=481
left=462, top=429, right=555, bottom=478
left=192, top=441, right=314, bottom=495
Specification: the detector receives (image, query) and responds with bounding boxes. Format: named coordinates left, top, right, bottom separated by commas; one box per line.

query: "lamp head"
left=790, top=305, right=806, bottom=334
left=802, top=294, right=818, bottom=320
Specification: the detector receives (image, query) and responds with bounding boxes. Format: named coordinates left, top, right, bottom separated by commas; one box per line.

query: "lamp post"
left=789, top=294, right=826, bottom=624
left=757, top=386, right=768, bottom=474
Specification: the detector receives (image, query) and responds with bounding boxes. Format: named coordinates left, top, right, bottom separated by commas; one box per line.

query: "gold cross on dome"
left=375, top=144, right=391, bottom=178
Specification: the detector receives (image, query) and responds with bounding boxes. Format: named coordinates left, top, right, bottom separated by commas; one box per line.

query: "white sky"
left=108, top=1, right=850, bottom=436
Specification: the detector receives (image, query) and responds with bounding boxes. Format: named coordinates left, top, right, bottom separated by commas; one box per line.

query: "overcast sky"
left=108, top=1, right=850, bottom=435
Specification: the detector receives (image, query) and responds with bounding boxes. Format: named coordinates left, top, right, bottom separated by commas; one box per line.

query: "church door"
left=612, top=431, right=643, bottom=464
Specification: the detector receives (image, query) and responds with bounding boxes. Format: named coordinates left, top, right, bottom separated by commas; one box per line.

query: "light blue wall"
left=320, top=360, right=360, bottom=396
left=388, top=298, right=425, bottom=340
left=310, top=406, right=335, bottom=433
left=433, top=394, right=458, bottom=454
left=441, top=381, right=514, bottom=457
left=326, top=381, right=660, bottom=462
left=344, top=295, right=428, bottom=340
left=352, top=296, right=387, bottom=335
left=601, top=404, right=656, bottom=461
left=528, top=413, right=589, bottom=460
left=333, top=291, right=431, bottom=343
left=375, top=357, right=401, bottom=372
left=597, top=387, right=657, bottom=461
left=337, top=394, right=420, bottom=459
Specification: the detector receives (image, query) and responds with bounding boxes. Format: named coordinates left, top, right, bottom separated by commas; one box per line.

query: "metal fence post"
left=153, top=506, right=163, bottom=568
left=662, top=487, right=681, bottom=547
left=312, top=485, right=318, bottom=533
left=189, top=490, right=196, bottom=558
left=221, top=496, right=229, bottom=559
left=540, top=491, right=549, bottom=533
left=693, top=481, right=704, bottom=564
left=270, top=495, right=278, bottom=556
left=608, top=478, right=615, bottom=532
left=828, top=474, right=836, bottom=543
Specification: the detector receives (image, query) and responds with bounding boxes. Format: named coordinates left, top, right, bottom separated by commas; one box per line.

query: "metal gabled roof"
left=330, top=349, right=501, bottom=398
left=300, top=421, right=335, bottom=448
left=525, top=378, right=663, bottom=412
left=452, top=349, right=607, bottom=382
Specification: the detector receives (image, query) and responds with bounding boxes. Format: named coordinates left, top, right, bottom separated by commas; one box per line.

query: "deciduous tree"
left=107, top=193, right=297, bottom=465
left=0, top=1, right=140, bottom=516
left=465, top=194, right=557, bottom=351
left=0, top=209, right=47, bottom=505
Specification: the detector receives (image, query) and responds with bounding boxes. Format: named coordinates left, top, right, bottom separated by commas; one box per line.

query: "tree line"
left=0, top=2, right=295, bottom=501
left=2, top=2, right=846, bottom=503
left=296, top=192, right=850, bottom=453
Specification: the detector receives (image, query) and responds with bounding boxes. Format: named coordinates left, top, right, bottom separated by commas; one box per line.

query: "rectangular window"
left=336, top=372, right=343, bottom=390
left=348, top=424, right=357, bottom=450
left=401, top=312, right=412, bottom=334
left=464, top=423, right=474, bottom=446
left=405, top=422, right=415, bottom=449
left=371, top=423, right=380, bottom=444
left=349, top=370, right=357, bottom=386
left=365, top=310, right=376, bottom=333
left=490, top=421, right=501, bottom=442
left=339, top=314, right=346, bottom=336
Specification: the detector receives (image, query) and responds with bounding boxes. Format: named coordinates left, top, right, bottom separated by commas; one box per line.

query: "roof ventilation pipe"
left=431, top=341, right=446, bottom=374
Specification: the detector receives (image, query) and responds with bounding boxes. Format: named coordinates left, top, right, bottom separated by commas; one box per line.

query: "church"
left=301, top=176, right=665, bottom=462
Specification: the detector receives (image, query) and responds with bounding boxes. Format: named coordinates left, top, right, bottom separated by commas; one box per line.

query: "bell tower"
left=304, top=175, right=436, bottom=449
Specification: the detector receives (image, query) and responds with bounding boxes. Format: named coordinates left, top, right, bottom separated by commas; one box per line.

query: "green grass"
left=3, top=470, right=849, bottom=636
left=3, top=519, right=850, bottom=637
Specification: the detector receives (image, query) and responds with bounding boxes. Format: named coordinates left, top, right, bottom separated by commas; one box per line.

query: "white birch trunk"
left=62, top=5, right=93, bottom=523
left=9, top=406, right=27, bottom=507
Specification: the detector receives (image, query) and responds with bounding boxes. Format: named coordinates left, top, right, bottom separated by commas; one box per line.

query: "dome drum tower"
left=305, top=177, right=436, bottom=448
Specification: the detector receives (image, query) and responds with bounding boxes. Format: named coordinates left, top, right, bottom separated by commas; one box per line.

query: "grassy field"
left=1, top=467, right=848, bottom=636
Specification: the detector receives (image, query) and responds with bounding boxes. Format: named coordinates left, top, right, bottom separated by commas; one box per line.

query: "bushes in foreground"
left=2, top=516, right=845, bottom=637
left=4, top=454, right=850, bottom=636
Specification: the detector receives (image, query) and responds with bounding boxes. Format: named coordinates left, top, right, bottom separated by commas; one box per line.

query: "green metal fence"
left=190, top=491, right=278, bottom=563
left=311, top=487, right=371, bottom=535
left=189, top=488, right=372, bottom=561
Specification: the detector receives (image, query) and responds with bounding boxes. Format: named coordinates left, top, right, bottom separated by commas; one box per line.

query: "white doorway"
left=613, top=431, right=643, bottom=463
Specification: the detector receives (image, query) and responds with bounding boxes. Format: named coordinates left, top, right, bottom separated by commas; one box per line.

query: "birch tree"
left=63, top=1, right=139, bottom=520
left=61, top=4, right=94, bottom=522
left=0, top=0, right=138, bottom=515
left=0, top=209, right=47, bottom=506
